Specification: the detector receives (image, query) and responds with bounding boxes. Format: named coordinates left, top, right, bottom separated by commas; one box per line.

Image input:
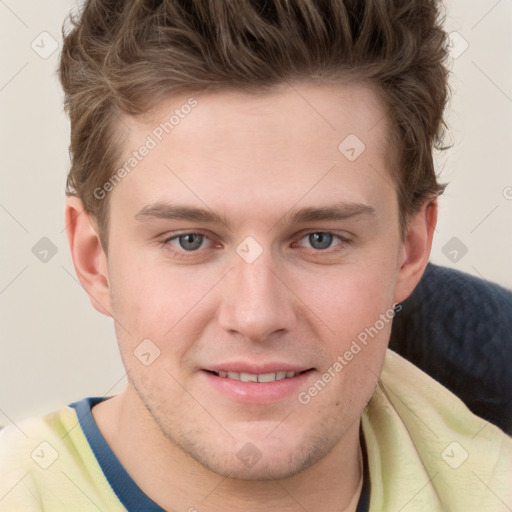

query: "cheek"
left=296, top=260, right=397, bottom=341
left=108, top=256, right=221, bottom=361
left=293, top=259, right=397, bottom=398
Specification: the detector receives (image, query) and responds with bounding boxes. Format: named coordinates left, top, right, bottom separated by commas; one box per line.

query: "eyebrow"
left=134, top=201, right=376, bottom=229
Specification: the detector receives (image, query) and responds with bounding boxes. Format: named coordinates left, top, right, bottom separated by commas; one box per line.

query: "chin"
left=189, top=446, right=321, bottom=481
left=167, top=426, right=337, bottom=481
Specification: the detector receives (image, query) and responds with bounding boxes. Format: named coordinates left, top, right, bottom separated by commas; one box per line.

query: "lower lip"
left=201, top=370, right=315, bottom=404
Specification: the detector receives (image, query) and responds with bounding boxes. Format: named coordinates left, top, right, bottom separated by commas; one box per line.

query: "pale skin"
left=65, top=82, right=437, bottom=512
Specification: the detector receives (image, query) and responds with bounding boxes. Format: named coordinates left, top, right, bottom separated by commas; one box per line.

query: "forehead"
left=111, top=82, right=395, bottom=226
left=130, top=81, right=390, bottom=157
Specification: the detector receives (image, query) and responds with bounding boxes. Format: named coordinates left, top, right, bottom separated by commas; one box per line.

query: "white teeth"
left=240, top=372, right=258, bottom=383
left=215, top=370, right=298, bottom=382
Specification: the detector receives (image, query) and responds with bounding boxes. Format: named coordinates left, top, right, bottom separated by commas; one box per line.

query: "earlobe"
left=393, top=199, right=438, bottom=303
left=64, top=196, right=113, bottom=317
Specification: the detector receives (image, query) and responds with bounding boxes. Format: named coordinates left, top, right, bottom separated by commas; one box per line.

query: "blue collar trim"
left=69, top=396, right=369, bottom=511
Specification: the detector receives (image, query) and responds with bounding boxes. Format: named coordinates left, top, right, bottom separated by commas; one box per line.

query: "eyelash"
left=159, top=231, right=351, bottom=260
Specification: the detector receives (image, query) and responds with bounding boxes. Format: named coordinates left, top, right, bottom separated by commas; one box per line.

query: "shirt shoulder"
left=0, top=402, right=125, bottom=512
left=362, top=349, right=512, bottom=512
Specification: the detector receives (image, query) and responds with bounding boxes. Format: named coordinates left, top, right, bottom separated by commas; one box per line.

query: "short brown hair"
left=59, top=0, right=449, bottom=249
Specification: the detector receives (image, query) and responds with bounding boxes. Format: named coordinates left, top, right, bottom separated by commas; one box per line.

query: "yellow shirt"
left=0, top=349, right=510, bottom=511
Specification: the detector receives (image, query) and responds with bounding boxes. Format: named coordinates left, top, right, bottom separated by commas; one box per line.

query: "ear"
left=65, top=196, right=113, bottom=317
left=393, top=198, right=438, bottom=303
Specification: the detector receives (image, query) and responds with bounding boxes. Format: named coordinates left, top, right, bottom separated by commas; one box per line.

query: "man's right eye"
left=169, top=233, right=208, bottom=251
left=159, top=232, right=217, bottom=259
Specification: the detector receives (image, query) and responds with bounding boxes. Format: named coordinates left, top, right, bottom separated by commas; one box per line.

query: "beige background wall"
left=1, top=1, right=511, bottom=425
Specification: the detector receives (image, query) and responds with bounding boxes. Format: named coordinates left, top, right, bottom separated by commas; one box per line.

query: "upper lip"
left=205, top=362, right=313, bottom=374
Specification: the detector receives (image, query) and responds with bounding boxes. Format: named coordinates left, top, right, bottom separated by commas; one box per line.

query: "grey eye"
left=176, top=234, right=204, bottom=251
left=308, top=233, right=333, bottom=250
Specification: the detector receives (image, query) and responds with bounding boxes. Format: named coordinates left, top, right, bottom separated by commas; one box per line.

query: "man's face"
left=102, top=83, right=406, bottom=479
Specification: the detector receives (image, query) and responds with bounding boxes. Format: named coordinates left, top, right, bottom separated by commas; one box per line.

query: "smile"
left=202, top=368, right=315, bottom=403
left=210, top=370, right=302, bottom=382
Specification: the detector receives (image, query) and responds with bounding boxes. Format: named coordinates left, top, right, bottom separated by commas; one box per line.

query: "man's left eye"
left=296, top=232, right=346, bottom=251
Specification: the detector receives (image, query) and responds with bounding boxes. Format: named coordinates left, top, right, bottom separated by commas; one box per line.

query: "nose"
left=217, top=250, right=297, bottom=342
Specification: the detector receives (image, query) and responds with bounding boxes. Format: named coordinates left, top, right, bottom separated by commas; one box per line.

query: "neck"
left=92, top=388, right=364, bottom=512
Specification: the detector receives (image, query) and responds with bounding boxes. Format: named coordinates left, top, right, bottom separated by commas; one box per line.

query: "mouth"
left=201, top=366, right=315, bottom=404
left=204, top=369, right=311, bottom=383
